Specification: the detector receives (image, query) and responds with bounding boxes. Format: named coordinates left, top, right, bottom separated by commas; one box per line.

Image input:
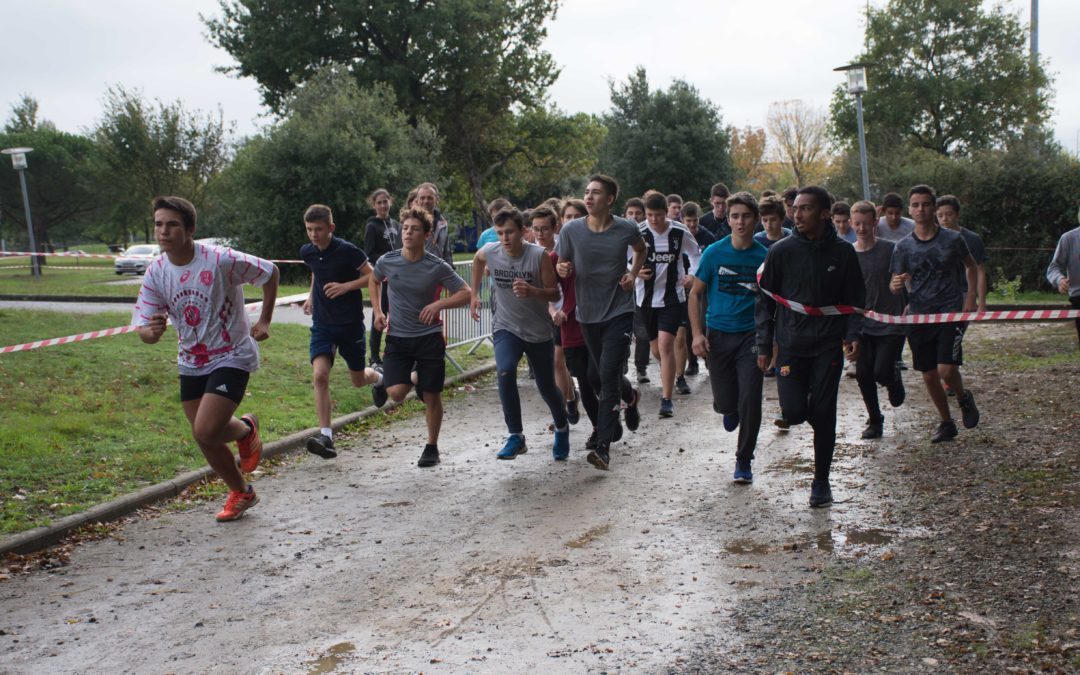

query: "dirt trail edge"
left=2, top=324, right=1077, bottom=673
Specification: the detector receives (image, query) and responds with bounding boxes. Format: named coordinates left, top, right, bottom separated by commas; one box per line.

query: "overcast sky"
left=2, top=0, right=1077, bottom=154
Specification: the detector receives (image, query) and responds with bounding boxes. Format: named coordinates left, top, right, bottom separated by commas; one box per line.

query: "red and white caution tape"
left=756, top=284, right=1080, bottom=324
left=0, top=292, right=310, bottom=355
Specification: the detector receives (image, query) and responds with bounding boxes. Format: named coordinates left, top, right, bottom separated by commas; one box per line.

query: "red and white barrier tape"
left=0, top=292, right=310, bottom=355
left=0, top=251, right=304, bottom=264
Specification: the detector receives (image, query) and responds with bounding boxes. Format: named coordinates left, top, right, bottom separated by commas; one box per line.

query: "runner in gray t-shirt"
left=370, top=207, right=471, bottom=469
left=936, top=195, right=988, bottom=312
left=555, top=174, right=647, bottom=471
left=471, top=209, right=569, bottom=461
left=888, top=185, right=979, bottom=445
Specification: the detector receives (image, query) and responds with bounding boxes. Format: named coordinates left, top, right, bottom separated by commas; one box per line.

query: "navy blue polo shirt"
left=300, top=236, right=369, bottom=326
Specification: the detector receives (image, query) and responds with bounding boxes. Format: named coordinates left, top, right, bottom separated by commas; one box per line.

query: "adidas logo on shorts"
left=216, top=384, right=229, bottom=393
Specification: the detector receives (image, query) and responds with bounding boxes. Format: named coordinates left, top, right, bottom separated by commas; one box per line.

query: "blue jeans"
left=493, top=330, right=567, bottom=434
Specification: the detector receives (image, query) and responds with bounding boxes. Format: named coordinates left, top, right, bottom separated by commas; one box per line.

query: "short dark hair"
left=711, top=182, right=730, bottom=199
left=726, top=191, right=760, bottom=219
left=782, top=186, right=799, bottom=202
left=681, top=201, right=701, bottom=219
left=936, top=195, right=961, bottom=213
left=881, top=192, right=904, bottom=210
left=643, top=190, right=668, bottom=212
left=487, top=197, right=512, bottom=217
left=908, top=184, right=937, bottom=201
left=666, top=193, right=683, bottom=206
left=494, top=207, right=524, bottom=230
left=760, top=189, right=777, bottom=198
left=587, top=173, right=620, bottom=201
left=561, top=198, right=587, bottom=219
left=399, top=206, right=433, bottom=233
left=624, top=197, right=645, bottom=213
left=152, top=196, right=197, bottom=230
left=797, top=185, right=833, bottom=211
left=304, top=204, right=333, bottom=224
left=529, top=206, right=558, bottom=229
left=831, top=201, right=851, bottom=217
left=759, top=195, right=786, bottom=219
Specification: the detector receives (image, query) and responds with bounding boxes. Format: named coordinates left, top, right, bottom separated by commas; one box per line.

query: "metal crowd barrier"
left=443, top=259, right=493, bottom=373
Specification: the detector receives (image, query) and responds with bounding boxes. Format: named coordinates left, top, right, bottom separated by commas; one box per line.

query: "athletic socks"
left=321, top=427, right=333, bottom=440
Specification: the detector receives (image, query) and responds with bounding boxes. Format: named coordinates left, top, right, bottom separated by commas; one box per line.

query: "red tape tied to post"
left=754, top=264, right=1080, bottom=325
left=0, top=293, right=310, bottom=355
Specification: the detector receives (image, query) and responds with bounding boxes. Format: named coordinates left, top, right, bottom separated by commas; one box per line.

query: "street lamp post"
left=1, top=147, right=41, bottom=278
left=834, top=63, right=873, bottom=202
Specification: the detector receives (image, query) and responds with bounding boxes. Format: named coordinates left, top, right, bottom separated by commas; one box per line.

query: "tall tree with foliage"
left=204, top=0, right=560, bottom=219
left=830, top=0, right=1051, bottom=156
left=767, top=100, right=829, bottom=188
left=208, top=67, right=440, bottom=269
left=597, top=67, right=732, bottom=204
left=91, top=87, right=231, bottom=243
left=0, top=98, right=101, bottom=253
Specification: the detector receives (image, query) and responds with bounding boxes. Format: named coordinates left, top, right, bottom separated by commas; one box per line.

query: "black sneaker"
left=930, top=419, right=958, bottom=443
left=612, top=422, right=623, bottom=443
left=887, top=378, right=906, bottom=408
left=566, top=390, right=581, bottom=425
left=587, top=444, right=610, bottom=471
left=624, top=389, right=641, bottom=431
left=959, top=390, right=980, bottom=429
left=585, top=429, right=598, bottom=450
left=371, top=364, right=388, bottom=408
left=675, top=376, right=691, bottom=395
left=636, top=368, right=650, bottom=384
left=685, top=359, right=699, bottom=376
left=305, top=433, right=337, bottom=459
left=417, top=443, right=440, bottom=467
left=809, top=479, right=833, bottom=508
left=861, top=417, right=883, bottom=440
left=774, top=414, right=790, bottom=430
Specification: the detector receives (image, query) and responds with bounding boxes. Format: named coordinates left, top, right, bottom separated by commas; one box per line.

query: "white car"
left=114, top=244, right=161, bottom=275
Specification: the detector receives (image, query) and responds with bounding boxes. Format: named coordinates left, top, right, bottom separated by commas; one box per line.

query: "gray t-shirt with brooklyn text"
left=484, top=241, right=554, bottom=343
left=555, top=216, right=643, bottom=324
left=372, top=250, right=466, bottom=337
left=890, top=226, right=971, bottom=314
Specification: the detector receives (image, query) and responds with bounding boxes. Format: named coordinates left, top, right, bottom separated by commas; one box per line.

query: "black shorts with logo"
left=179, top=367, right=250, bottom=404
left=382, top=332, right=447, bottom=395
left=908, top=322, right=966, bottom=372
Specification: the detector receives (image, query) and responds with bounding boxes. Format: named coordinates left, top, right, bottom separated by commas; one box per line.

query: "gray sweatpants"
left=706, top=329, right=763, bottom=461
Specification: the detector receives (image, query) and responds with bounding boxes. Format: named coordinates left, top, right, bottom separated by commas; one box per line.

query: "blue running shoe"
left=497, top=434, right=527, bottom=460
left=552, top=428, right=570, bottom=461
left=659, top=398, right=674, bottom=418
left=733, top=460, right=753, bottom=484
left=723, top=413, right=740, bottom=432
left=809, top=479, right=833, bottom=508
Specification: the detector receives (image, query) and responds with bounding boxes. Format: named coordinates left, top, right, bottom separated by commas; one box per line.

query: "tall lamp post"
left=834, top=63, right=874, bottom=202
left=1, top=147, right=41, bottom=278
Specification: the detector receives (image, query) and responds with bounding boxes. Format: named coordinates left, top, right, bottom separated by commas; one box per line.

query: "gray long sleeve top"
left=1046, top=226, right=1080, bottom=298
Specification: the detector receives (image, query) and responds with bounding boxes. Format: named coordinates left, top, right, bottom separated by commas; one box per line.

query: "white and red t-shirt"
left=132, top=243, right=275, bottom=376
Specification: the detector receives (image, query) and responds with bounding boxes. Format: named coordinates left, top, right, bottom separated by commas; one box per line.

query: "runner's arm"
left=961, top=254, right=978, bottom=313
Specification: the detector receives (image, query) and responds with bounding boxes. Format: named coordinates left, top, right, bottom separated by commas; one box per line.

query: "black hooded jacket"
left=755, top=222, right=864, bottom=357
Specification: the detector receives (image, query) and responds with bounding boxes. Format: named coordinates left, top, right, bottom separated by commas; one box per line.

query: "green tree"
left=91, top=87, right=231, bottom=244
left=597, top=67, right=732, bottom=205
left=830, top=0, right=1051, bottom=157
left=208, top=67, right=440, bottom=271
left=204, top=0, right=560, bottom=218
left=0, top=100, right=101, bottom=254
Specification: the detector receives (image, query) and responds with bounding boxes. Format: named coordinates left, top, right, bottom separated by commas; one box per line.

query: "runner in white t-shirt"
left=132, top=196, right=279, bottom=523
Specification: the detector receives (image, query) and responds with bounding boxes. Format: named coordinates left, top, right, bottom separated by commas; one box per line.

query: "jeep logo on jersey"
left=651, top=251, right=678, bottom=264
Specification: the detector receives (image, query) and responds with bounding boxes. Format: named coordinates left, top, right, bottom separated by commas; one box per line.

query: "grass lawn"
left=0, top=264, right=310, bottom=299
left=0, top=308, right=492, bottom=535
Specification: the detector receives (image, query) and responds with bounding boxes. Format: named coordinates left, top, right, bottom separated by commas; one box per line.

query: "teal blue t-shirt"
left=695, top=236, right=768, bottom=333
left=477, top=227, right=498, bottom=248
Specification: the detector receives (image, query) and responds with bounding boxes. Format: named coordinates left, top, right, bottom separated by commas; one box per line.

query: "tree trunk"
left=465, top=161, right=490, bottom=229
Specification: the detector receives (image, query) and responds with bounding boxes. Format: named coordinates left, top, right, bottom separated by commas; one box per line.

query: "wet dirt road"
left=0, top=361, right=924, bottom=673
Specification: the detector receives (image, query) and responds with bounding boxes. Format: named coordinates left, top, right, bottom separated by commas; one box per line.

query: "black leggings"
left=776, top=348, right=844, bottom=482
left=581, top=314, right=636, bottom=447
left=855, top=333, right=905, bottom=420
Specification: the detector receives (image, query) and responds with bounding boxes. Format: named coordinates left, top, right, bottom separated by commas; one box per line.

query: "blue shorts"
left=310, top=322, right=367, bottom=371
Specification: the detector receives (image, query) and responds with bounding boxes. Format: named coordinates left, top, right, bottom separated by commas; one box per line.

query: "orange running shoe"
left=216, top=486, right=259, bottom=522
left=237, top=414, right=262, bottom=473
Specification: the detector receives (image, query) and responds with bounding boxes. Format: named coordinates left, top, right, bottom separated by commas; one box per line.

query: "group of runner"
left=135, top=174, right=1035, bottom=521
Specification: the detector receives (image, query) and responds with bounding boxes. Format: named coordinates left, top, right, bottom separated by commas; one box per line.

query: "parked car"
left=114, top=244, right=161, bottom=275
